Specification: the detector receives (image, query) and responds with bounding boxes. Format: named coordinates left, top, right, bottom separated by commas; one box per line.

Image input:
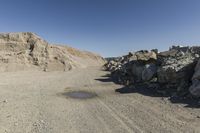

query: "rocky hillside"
left=104, top=46, right=200, bottom=99
left=0, top=32, right=104, bottom=72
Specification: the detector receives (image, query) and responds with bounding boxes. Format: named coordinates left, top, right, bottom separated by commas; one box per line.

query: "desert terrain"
left=0, top=32, right=199, bottom=133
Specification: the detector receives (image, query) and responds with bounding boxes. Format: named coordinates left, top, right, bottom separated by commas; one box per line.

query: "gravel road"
left=0, top=67, right=199, bottom=133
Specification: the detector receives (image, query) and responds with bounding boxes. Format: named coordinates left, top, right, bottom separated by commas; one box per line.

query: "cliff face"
left=0, top=32, right=104, bottom=72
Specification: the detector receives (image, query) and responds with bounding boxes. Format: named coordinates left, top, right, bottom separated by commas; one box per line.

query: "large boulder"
left=135, top=50, right=157, bottom=61
left=189, top=59, right=200, bottom=97
left=131, top=62, right=145, bottom=82
left=128, top=50, right=157, bottom=62
left=142, top=64, right=157, bottom=81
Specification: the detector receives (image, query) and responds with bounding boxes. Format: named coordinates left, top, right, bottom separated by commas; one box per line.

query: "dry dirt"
left=0, top=67, right=199, bottom=133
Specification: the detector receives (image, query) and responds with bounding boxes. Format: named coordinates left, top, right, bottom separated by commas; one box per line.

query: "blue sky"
left=0, top=0, right=200, bottom=57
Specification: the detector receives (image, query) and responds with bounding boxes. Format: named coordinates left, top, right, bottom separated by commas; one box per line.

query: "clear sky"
left=0, top=0, right=200, bottom=57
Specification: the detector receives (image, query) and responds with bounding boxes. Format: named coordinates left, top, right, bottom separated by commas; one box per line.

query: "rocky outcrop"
left=157, top=46, right=199, bottom=95
left=105, top=45, right=200, bottom=97
left=0, top=32, right=104, bottom=72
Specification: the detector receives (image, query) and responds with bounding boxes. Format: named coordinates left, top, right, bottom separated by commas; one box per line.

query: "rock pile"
left=105, top=50, right=158, bottom=85
left=157, top=46, right=199, bottom=96
left=0, top=32, right=105, bottom=72
left=105, top=45, right=200, bottom=98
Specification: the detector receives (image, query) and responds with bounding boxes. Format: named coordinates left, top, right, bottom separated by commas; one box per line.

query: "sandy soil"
left=0, top=67, right=199, bottom=133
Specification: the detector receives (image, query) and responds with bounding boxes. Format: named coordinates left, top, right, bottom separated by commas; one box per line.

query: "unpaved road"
left=0, top=67, right=199, bottom=133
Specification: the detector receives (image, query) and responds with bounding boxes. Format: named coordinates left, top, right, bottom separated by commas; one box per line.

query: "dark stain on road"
left=60, top=90, right=97, bottom=99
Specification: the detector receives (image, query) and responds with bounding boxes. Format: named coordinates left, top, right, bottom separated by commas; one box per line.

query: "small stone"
left=3, top=99, right=8, bottom=103
left=14, top=122, right=18, bottom=126
left=197, top=116, right=200, bottom=118
left=33, top=123, right=38, bottom=126
left=40, top=120, right=45, bottom=124
left=6, top=115, right=11, bottom=118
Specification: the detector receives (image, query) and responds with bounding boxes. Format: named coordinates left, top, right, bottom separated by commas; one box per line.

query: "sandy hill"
left=0, top=32, right=105, bottom=72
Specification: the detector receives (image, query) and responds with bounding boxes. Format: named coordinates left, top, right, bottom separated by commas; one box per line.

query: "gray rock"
left=189, top=79, right=200, bottom=97
left=131, top=63, right=144, bottom=82
left=157, top=67, right=177, bottom=84
left=191, top=59, right=200, bottom=80
left=142, top=64, right=157, bottom=81
left=189, top=59, right=200, bottom=97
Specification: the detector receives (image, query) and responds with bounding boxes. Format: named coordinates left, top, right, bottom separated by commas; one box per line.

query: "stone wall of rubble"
left=104, top=46, right=200, bottom=98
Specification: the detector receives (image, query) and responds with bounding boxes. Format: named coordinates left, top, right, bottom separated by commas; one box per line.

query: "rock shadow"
left=115, top=85, right=169, bottom=97
left=95, top=77, right=114, bottom=83
left=169, top=96, right=200, bottom=108
left=97, top=73, right=200, bottom=108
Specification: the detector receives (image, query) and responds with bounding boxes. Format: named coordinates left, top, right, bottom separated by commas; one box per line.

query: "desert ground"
left=0, top=66, right=199, bottom=133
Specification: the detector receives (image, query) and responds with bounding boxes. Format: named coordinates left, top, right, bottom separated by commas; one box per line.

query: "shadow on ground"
left=115, top=85, right=168, bottom=97
left=169, top=96, right=200, bottom=108
left=95, top=74, right=200, bottom=108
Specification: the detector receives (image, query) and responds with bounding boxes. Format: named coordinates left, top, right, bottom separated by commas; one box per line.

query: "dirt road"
left=0, top=67, right=199, bottom=133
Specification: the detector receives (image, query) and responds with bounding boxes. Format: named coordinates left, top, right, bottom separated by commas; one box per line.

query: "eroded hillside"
left=0, top=32, right=104, bottom=72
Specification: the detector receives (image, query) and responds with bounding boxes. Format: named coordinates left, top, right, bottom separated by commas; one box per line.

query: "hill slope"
left=0, top=32, right=104, bottom=72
